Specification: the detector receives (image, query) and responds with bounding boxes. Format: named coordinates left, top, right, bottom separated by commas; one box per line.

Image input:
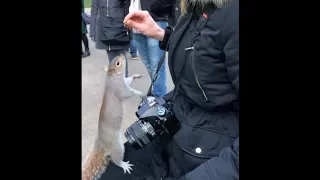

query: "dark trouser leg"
left=81, top=34, right=89, bottom=51
left=106, top=49, right=128, bottom=77
left=81, top=36, right=83, bottom=54
left=82, top=34, right=90, bottom=58
left=98, top=142, right=155, bottom=180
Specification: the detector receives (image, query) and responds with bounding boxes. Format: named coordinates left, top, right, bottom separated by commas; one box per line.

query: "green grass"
left=84, top=0, right=92, bottom=8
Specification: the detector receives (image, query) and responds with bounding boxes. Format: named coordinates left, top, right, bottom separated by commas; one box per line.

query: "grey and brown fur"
left=82, top=55, right=144, bottom=180
left=180, top=0, right=230, bottom=15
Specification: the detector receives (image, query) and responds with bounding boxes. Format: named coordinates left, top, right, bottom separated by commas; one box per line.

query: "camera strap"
left=146, top=9, right=213, bottom=101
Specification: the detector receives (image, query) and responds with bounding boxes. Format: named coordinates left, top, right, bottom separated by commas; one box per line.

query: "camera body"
left=124, top=96, right=181, bottom=149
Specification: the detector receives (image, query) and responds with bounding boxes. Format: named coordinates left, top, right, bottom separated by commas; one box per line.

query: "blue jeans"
left=133, top=21, right=167, bottom=97
left=130, top=40, right=137, bottom=56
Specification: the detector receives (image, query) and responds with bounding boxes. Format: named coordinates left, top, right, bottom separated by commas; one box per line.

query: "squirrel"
left=82, top=54, right=144, bottom=180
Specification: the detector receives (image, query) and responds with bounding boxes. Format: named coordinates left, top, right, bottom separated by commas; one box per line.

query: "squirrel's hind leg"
left=110, top=134, right=134, bottom=174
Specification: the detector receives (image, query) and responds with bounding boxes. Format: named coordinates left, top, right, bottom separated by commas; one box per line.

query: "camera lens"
left=124, top=120, right=156, bottom=149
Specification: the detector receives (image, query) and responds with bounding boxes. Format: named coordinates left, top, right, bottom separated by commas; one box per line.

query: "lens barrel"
left=124, top=120, right=155, bottom=149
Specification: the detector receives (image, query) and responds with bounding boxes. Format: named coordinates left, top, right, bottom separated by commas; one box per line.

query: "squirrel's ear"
left=104, top=66, right=108, bottom=72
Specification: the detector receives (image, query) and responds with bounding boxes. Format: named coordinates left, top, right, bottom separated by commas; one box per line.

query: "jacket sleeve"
left=90, top=0, right=98, bottom=37
left=221, top=0, right=239, bottom=100
left=159, top=26, right=173, bottom=50
left=150, top=0, right=174, bottom=17
left=178, top=137, right=239, bottom=180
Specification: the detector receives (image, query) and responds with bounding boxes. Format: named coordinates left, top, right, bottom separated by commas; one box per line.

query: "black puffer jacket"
left=169, top=0, right=181, bottom=26
left=140, top=0, right=172, bottom=22
left=150, top=0, right=181, bottom=26
left=147, top=0, right=239, bottom=179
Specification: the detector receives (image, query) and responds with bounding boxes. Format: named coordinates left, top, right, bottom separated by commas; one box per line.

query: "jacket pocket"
left=100, top=16, right=129, bottom=45
left=108, top=7, right=125, bottom=18
left=169, top=109, right=239, bottom=174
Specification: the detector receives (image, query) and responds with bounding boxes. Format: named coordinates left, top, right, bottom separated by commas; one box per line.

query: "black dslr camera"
left=124, top=96, right=181, bottom=149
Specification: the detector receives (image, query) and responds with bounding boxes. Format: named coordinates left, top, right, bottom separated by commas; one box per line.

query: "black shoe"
left=131, top=54, right=138, bottom=60
left=82, top=50, right=90, bottom=58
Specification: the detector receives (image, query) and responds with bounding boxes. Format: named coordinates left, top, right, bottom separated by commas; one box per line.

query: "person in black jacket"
left=169, top=0, right=181, bottom=26
left=90, top=0, right=130, bottom=77
left=98, top=0, right=239, bottom=179
left=151, top=0, right=181, bottom=27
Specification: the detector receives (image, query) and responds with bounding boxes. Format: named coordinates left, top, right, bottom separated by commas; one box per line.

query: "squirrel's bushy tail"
left=82, top=146, right=111, bottom=180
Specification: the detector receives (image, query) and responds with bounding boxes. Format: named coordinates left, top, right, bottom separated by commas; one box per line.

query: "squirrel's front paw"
left=132, top=74, right=142, bottom=80
left=134, top=90, right=144, bottom=97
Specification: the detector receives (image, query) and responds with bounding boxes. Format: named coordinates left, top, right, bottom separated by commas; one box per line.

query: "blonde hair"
left=180, top=0, right=188, bottom=15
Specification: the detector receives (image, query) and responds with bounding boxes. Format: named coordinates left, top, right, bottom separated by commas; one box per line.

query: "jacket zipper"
left=103, top=0, right=111, bottom=51
left=106, top=0, right=109, bottom=17
left=185, top=46, right=209, bottom=102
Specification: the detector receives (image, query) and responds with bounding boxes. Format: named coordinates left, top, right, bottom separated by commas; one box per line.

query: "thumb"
left=126, top=19, right=139, bottom=30
left=124, top=11, right=139, bottom=24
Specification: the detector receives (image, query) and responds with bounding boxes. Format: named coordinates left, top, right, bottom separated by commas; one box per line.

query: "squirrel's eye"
left=116, top=61, right=120, bottom=66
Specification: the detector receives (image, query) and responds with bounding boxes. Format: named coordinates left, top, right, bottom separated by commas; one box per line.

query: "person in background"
left=90, top=0, right=130, bottom=77
left=168, top=0, right=181, bottom=27
left=81, top=0, right=90, bottom=58
left=130, top=0, right=174, bottom=97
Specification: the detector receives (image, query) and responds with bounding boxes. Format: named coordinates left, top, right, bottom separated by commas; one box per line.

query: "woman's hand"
left=124, top=11, right=165, bottom=41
